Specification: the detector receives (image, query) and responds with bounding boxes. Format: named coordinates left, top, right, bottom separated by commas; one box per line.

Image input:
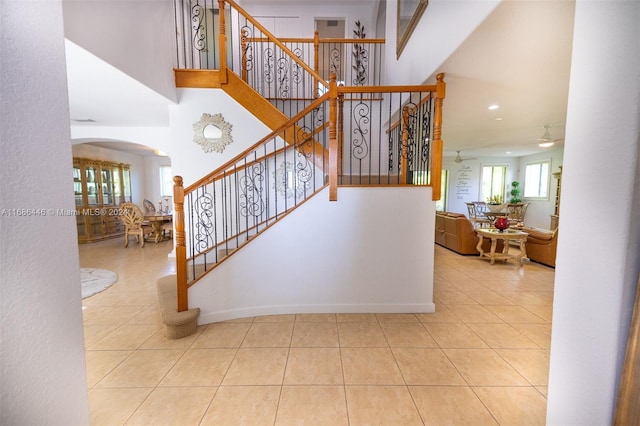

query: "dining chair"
left=143, top=199, right=156, bottom=214
left=119, top=202, right=152, bottom=248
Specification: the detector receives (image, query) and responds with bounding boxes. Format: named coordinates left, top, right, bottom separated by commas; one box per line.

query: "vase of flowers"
left=486, top=195, right=507, bottom=212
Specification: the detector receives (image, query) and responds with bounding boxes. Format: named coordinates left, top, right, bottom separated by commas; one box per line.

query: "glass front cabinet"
left=73, top=158, right=132, bottom=243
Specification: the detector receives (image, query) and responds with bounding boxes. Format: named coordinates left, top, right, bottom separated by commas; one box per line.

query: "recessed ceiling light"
left=495, top=117, right=503, bottom=121
left=488, top=104, right=500, bottom=110
left=538, top=142, right=554, bottom=148
left=506, top=151, right=511, bottom=154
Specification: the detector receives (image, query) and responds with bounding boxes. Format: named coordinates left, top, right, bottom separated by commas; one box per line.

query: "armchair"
left=523, top=226, right=558, bottom=267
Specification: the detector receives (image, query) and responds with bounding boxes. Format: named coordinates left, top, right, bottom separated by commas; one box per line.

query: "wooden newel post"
left=329, top=73, right=338, bottom=201
left=173, top=176, right=188, bottom=312
left=313, top=31, right=320, bottom=97
left=431, top=73, right=446, bottom=201
left=218, top=0, right=228, bottom=84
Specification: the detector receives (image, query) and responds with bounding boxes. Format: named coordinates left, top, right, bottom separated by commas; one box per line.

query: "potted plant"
left=510, top=181, right=521, bottom=203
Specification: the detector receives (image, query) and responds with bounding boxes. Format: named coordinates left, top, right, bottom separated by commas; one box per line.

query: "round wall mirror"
left=193, top=113, right=233, bottom=153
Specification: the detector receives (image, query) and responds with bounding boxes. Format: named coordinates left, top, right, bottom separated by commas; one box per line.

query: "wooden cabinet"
left=73, top=158, right=132, bottom=243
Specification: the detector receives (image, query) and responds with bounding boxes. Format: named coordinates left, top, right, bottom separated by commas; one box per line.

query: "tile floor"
left=81, top=238, right=555, bottom=425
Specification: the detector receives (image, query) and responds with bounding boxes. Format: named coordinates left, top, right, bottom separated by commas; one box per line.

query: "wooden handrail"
left=329, top=73, right=338, bottom=201
left=221, top=0, right=328, bottom=89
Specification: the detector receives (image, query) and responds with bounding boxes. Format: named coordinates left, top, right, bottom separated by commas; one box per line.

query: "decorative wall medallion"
left=274, top=161, right=310, bottom=199
left=193, top=113, right=233, bottom=153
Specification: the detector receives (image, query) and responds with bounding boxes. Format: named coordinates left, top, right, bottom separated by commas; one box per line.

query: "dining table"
left=144, top=212, right=173, bottom=243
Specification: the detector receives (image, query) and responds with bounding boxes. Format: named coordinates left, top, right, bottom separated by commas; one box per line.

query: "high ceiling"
left=66, top=0, right=575, bottom=160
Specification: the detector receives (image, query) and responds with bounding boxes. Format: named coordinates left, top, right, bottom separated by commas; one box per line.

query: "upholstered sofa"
left=522, top=226, right=558, bottom=267
left=435, top=211, right=501, bottom=255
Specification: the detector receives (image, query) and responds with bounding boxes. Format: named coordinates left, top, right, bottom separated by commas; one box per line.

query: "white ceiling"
left=65, top=0, right=575, bottom=159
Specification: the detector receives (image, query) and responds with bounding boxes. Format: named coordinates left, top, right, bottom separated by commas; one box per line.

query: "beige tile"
left=474, top=386, right=547, bottom=425
left=125, top=386, right=216, bottom=425
left=484, top=305, right=547, bottom=323
left=254, top=314, right=296, bottom=322
left=501, top=291, right=552, bottom=306
left=345, top=386, right=423, bottom=425
left=191, top=322, right=250, bottom=348
left=83, top=324, right=119, bottom=348
left=83, top=305, right=146, bottom=325
left=465, top=290, right=516, bottom=305
left=447, top=304, right=504, bottom=323
left=435, top=288, right=479, bottom=305
left=291, top=322, right=339, bottom=347
left=336, top=313, right=378, bottom=322
left=416, top=305, right=462, bottom=323
left=296, top=313, right=337, bottom=322
left=88, top=387, right=152, bottom=426
left=85, top=350, right=131, bottom=388
left=126, top=303, right=162, bottom=325
left=381, top=322, right=438, bottom=347
left=496, top=349, right=550, bottom=386
left=522, top=304, right=554, bottom=322
left=241, top=322, right=294, bottom=347
left=284, top=348, right=343, bottom=385
left=88, top=324, right=161, bottom=350
left=512, top=323, right=552, bottom=349
left=392, top=348, right=466, bottom=385
left=341, top=348, right=404, bottom=385
left=444, top=349, right=529, bottom=386
left=410, top=386, right=498, bottom=425
left=139, top=327, right=203, bottom=350
left=160, top=348, right=236, bottom=386
left=467, top=323, right=540, bottom=349
left=276, top=386, right=348, bottom=426
left=423, top=323, right=488, bottom=348
left=96, top=349, right=183, bottom=387
left=200, top=386, right=280, bottom=425
left=338, top=322, right=387, bottom=347
left=376, top=313, right=419, bottom=322
left=222, top=347, right=288, bottom=385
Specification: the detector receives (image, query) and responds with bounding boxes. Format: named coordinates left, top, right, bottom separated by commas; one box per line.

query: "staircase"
left=161, top=0, right=446, bottom=333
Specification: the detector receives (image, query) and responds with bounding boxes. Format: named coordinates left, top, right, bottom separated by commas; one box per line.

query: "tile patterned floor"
left=81, top=238, right=554, bottom=425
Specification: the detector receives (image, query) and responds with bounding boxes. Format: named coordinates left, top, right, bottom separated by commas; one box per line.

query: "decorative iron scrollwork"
left=239, top=163, right=265, bottom=218
left=193, top=191, right=214, bottom=253
left=352, top=100, right=370, bottom=160
left=191, top=4, right=206, bottom=52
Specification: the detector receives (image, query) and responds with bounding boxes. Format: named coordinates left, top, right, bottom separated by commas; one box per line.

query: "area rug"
left=81, top=268, right=118, bottom=299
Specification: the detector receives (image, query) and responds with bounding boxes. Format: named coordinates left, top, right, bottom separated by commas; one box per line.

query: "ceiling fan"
left=454, top=150, right=476, bottom=163
left=537, top=124, right=563, bottom=146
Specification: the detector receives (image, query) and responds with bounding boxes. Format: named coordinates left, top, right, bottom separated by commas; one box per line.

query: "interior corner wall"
left=62, top=0, right=177, bottom=102
left=384, top=0, right=499, bottom=85
left=546, top=0, right=640, bottom=423
left=1, top=1, right=89, bottom=424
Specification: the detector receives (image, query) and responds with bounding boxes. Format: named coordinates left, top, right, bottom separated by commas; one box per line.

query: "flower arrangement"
left=487, top=194, right=504, bottom=205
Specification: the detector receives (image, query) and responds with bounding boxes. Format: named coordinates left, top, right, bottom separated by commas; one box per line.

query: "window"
left=412, top=170, right=448, bottom=211
left=159, top=166, right=173, bottom=197
left=524, top=160, right=550, bottom=198
left=481, top=165, right=507, bottom=203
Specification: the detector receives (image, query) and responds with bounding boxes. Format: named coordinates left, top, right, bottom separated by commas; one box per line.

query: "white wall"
left=191, top=186, right=435, bottom=322
left=0, top=1, right=89, bottom=423
left=62, top=0, right=177, bottom=102
left=546, top=0, right=640, bottom=423
left=169, top=88, right=271, bottom=187
left=516, top=147, right=564, bottom=230
left=384, top=0, right=499, bottom=85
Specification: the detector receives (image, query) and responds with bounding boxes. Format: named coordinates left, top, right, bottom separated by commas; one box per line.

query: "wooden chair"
left=466, top=202, right=491, bottom=228
left=119, top=202, right=152, bottom=247
left=143, top=199, right=156, bottom=214
left=506, top=202, right=530, bottom=224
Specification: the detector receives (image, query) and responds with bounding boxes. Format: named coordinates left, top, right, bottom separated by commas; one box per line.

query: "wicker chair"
left=143, top=199, right=156, bottom=214
left=506, top=202, right=530, bottom=224
left=119, top=202, right=152, bottom=247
